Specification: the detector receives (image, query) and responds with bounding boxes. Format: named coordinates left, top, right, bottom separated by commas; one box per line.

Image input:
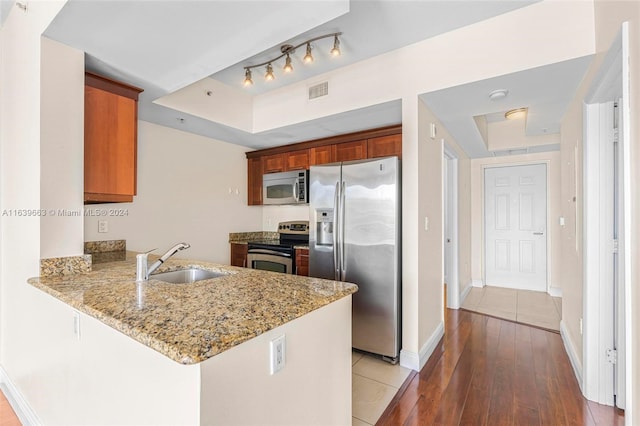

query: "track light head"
left=303, top=43, right=314, bottom=63
left=265, top=63, right=275, bottom=81
left=330, top=35, right=341, bottom=56
left=283, top=54, right=293, bottom=73
left=243, top=69, right=253, bottom=86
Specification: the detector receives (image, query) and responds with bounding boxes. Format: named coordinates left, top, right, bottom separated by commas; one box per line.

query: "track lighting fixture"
left=242, top=32, right=342, bottom=86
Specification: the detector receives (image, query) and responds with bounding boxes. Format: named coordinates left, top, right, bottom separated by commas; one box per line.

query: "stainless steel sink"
left=150, top=268, right=227, bottom=284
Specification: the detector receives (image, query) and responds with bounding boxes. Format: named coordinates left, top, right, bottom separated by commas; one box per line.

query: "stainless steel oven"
left=246, top=247, right=294, bottom=274
left=247, top=221, right=309, bottom=274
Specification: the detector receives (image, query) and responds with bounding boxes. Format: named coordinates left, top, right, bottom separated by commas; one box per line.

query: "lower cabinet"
left=230, top=243, right=248, bottom=268
left=296, top=248, right=309, bottom=276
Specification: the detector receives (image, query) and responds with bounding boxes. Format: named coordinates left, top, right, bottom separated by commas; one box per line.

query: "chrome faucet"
left=136, top=243, right=190, bottom=281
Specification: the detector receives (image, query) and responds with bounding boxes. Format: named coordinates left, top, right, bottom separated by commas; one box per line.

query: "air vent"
left=309, top=82, right=328, bottom=100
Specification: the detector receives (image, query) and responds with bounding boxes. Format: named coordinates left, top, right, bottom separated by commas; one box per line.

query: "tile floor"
left=352, top=351, right=411, bottom=425
left=461, top=285, right=562, bottom=331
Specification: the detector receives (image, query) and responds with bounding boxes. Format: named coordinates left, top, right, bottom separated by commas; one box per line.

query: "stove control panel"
left=278, top=221, right=309, bottom=235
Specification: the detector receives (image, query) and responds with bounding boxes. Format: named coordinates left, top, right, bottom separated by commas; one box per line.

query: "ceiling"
left=38, top=0, right=591, bottom=158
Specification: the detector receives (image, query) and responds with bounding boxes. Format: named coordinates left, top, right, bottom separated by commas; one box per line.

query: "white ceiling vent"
left=309, top=82, right=329, bottom=100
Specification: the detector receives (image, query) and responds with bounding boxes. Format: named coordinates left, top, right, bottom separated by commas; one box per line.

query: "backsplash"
left=40, top=255, right=92, bottom=277
left=84, top=239, right=126, bottom=253
left=229, top=232, right=278, bottom=243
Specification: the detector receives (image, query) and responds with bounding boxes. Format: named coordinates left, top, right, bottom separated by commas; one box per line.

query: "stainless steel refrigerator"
left=309, top=156, right=400, bottom=362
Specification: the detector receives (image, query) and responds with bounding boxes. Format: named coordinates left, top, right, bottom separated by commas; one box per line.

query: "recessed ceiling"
left=41, top=0, right=587, bottom=157
left=420, top=55, right=593, bottom=158
left=211, top=0, right=537, bottom=94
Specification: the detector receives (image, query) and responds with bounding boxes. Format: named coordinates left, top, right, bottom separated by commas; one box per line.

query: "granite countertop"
left=28, top=252, right=357, bottom=365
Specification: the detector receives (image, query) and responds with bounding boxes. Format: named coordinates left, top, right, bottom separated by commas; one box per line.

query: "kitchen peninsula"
left=27, top=253, right=356, bottom=425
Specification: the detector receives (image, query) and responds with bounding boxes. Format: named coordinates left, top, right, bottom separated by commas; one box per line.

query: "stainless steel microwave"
left=262, top=170, right=308, bottom=205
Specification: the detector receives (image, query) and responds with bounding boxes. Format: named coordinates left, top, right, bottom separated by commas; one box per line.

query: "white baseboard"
left=560, top=320, right=583, bottom=392
left=0, top=365, right=40, bottom=426
left=400, top=321, right=444, bottom=371
left=548, top=287, right=563, bottom=298
left=471, top=279, right=484, bottom=288
left=460, top=282, right=473, bottom=305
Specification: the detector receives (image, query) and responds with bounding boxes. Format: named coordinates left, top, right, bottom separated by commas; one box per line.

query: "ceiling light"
left=283, top=54, right=293, bottom=73
left=243, top=69, right=253, bottom=86
left=330, top=35, right=341, bottom=57
left=265, top=63, right=275, bottom=81
left=242, top=32, right=341, bottom=85
left=505, top=107, right=527, bottom=120
left=303, top=43, right=314, bottom=64
left=489, top=89, right=508, bottom=101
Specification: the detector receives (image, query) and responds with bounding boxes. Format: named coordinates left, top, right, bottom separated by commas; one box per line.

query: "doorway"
left=443, top=144, right=459, bottom=309
left=582, top=23, right=630, bottom=410
left=484, top=163, right=548, bottom=292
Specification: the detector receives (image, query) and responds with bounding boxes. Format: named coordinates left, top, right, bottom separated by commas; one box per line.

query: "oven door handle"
left=247, top=249, right=292, bottom=258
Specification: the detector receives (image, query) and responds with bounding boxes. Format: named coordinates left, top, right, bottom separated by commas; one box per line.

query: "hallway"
left=377, top=309, right=624, bottom=425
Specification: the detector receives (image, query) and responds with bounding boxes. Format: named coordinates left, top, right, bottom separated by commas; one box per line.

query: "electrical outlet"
left=270, top=335, right=286, bottom=375
left=98, top=220, right=108, bottom=233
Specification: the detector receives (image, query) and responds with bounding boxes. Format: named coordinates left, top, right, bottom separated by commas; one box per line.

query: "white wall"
left=40, top=37, right=85, bottom=258
left=84, top=121, right=262, bottom=264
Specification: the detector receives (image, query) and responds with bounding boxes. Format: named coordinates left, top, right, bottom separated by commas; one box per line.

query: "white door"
left=484, top=164, right=547, bottom=291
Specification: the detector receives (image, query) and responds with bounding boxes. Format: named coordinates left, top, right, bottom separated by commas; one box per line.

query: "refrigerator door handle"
left=340, top=181, right=346, bottom=280
left=333, top=181, right=341, bottom=281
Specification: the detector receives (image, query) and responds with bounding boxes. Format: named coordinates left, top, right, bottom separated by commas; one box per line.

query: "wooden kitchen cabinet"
left=84, top=72, right=143, bottom=204
left=262, top=153, right=285, bottom=174
left=230, top=243, right=248, bottom=268
left=310, top=145, right=336, bottom=165
left=247, top=157, right=263, bottom=206
left=245, top=125, right=401, bottom=205
left=285, top=149, right=309, bottom=171
left=263, top=150, right=309, bottom=173
left=334, top=140, right=367, bottom=162
left=368, top=134, right=402, bottom=159
left=295, top=248, right=309, bottom=276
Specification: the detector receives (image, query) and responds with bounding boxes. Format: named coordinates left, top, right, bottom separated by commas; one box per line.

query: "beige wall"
left=84, top=121, right=262, bottom=264
left=40, top=37, right=85, bottom=258
left=470, top=152, right=562, bottom=294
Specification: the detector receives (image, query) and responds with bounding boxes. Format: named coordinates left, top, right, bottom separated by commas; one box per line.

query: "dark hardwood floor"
left=377, top=309, right=624, bottom=425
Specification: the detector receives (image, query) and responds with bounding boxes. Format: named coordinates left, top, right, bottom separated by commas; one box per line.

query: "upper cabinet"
left=84, top=72, right=143, bottom=204
left=368, top=134, right=402, bottom=159
left=285, top=149, right=310, bottom=171
left=309, top=145, right=335, bottom=166
left=247, top=157, right=263, bottom=206
left=245, top=125, right=401, bottom=205
left=334, top=140, right=367, bottom=162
